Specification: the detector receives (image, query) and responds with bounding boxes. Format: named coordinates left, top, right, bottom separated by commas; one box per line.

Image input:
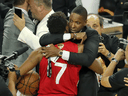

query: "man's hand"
left=114, top=49, right=125, bottom=61
left=71, top=32, right=87, bottom=44
left=98, top=43, right=108, bottom=56
left=124, top=77, right=128, bottom=86
left=13, top=13, right=25, bottom=31
left=42, top=44, right=60, bottom=58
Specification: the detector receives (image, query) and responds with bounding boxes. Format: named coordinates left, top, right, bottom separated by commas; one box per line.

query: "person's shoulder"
left=85, top=26, right=99, bottom=37
left=102, top=33, right=119, bottom=41
left=86, top=26, right=98, bottom=33
left=4, top=8, right=13, bottom=18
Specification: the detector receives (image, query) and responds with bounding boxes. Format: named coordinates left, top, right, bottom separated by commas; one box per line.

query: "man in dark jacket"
left=39, top=5, right=100, bottom=96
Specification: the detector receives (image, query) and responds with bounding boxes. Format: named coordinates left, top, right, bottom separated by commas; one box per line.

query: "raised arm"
left=39, top=32, right=86, bottom=46
left=101, top=49, right=125, bottom=88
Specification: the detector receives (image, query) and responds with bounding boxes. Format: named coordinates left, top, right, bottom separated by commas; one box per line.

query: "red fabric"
left=38, top=41, right=81, bottom=96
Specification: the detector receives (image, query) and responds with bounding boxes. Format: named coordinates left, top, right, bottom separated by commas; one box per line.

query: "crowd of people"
left=0, top=0, right=128, bottom=96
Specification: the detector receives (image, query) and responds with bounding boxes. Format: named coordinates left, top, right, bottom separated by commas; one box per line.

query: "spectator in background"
left=52, top=0, right=76, bottom=17
left=13, top=0, right=54, bottom=50
left=101, top=47, right=128, bottom=96
left=113, top=0, right=128, bottom=39
left=87, top=13, right=127, bottom=96
left=87, top=14, right=125, bottom=72
left=2, top=0, right=35, bottom=67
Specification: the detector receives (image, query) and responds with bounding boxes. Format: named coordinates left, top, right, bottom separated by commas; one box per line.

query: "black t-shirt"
left=98, top=68, right=128, bottom=96
left=109, top=68, right=128, bottom=90
left=108, top=68, right=128, bottom=96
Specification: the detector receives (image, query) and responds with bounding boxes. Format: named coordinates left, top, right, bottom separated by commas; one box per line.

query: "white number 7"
left=55, top=62, right=67, bottom=84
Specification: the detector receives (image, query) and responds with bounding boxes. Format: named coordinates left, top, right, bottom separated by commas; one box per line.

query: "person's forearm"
left=19, top=49, right=42, bottom=76
left=102, top=60, right=117, bottom=78
left=40, top=33, right=72, bottom=46
left=89, top=59, right=103, bottom=74
left=101, top=59, right=118, bottom=88
left=8, top=81, right=17, bottom=96
left=18, top=27, right=41, bottom=50
left=103, top=50, right=114, bottom=61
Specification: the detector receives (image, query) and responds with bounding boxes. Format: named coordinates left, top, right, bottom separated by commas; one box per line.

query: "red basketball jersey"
left=38, top=41, right=81, bottom=96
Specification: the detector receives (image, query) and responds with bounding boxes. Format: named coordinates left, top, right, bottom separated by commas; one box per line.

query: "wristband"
left=73, top=33, right=77, bottom=40
left=15, top=70, right=21, bottom=79
left=125, top=59, right=128, bottom=65
left=111, top=58, right=119, bottom=63
left=106, top=51, right=111, bottom=58
left=58, top=50, right=63, bottom=57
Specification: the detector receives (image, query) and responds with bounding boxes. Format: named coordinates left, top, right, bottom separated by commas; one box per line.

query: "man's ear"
left=101, top=25, right=103, bottom=31
left=39, top=5, right=44, bottom=12
left=64, top=25, right=69, bottom=33
left=84, top=20, right=87, bottom=26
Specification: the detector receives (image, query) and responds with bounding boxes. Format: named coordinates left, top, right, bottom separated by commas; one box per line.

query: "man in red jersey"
left=8, top=12, right=102, bottom=96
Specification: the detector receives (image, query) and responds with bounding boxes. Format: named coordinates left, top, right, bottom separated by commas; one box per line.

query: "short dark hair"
left=13, top=0, right=25, bottom=6
left=47, top=11, right=67, bottom=34
left=88, top=13, right=104, bottom=27
left=71, top=5, right=88, bottom=20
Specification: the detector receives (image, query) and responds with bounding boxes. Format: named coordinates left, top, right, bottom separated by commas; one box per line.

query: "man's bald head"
left=87, top=14, right=104, bottom=35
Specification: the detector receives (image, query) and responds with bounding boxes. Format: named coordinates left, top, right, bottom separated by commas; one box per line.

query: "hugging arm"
left=101, top=49, right=125, bottom=88
left=40, top=31, right=99, bottom=67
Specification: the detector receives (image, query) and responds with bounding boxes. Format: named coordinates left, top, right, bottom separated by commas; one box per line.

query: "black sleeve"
left=0, top=76, right=13, bottom=96
left=69, top=30, right=99, bottom=67
left=109, top=68, right=128, bottom=91
left=39, top=33, right=64, bottom=46
left=117, top=87, right=128, bottom=96
left=0, top=3, right=10, bottom=19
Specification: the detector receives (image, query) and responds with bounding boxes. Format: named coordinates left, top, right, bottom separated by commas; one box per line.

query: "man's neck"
left=40, top=9, right=52, bottom=21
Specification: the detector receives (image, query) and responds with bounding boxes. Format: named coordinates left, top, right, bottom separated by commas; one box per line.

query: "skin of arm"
left=101, top=49, right=125, bottom=88
left=8, top=71, right=17, bottom=96
left=99, top=42, right=114, bottom=61
left=124, top=45, right=128, bottom=86
left=8, top=47, right=44, bottom=96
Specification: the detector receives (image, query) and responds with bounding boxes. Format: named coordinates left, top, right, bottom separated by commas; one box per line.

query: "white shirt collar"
left=14, top=7, right=28, bottom=17
left=39, top=10, right=54, bottom=24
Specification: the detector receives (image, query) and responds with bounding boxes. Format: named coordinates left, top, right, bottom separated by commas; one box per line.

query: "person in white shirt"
left=13, top=0, right=54, bottom=50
